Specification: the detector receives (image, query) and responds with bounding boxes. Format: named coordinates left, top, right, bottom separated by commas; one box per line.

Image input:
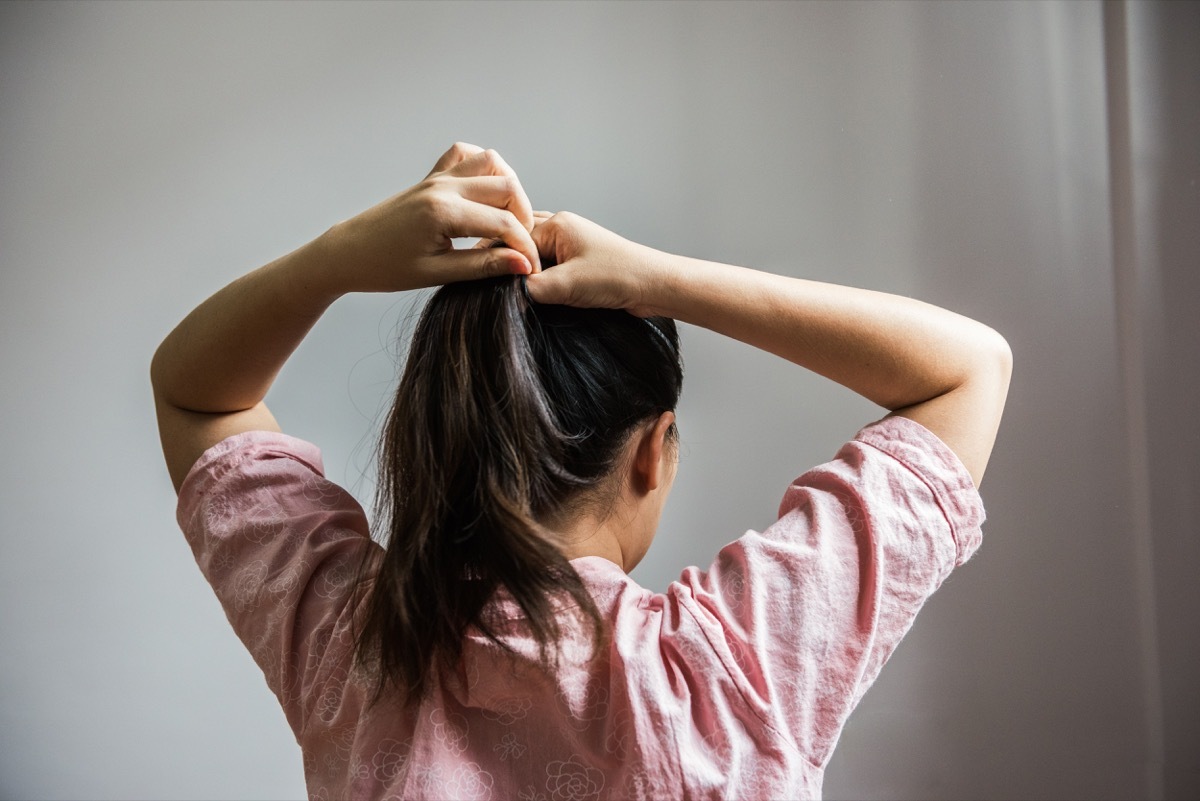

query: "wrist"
left=633, top=250, right=724, bottom=321
left=298, top=223, right=359, bottom=301
left=626, top=245, right=680, bottom=318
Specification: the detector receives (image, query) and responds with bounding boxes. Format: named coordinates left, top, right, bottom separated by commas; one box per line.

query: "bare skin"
left=152, top=142, right=1011, bottom=573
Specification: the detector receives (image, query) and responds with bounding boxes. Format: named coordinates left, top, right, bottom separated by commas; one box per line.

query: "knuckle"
left=482, top=148, right=507, bottom=171
left=421, top=192, right=452, bottom=220
left=505, top=213, right=527, bottom=237
left=482, top=254, right=502, bottom=280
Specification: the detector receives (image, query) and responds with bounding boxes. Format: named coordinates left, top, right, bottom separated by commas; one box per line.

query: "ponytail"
left=350, top=275, right=683, bottom=708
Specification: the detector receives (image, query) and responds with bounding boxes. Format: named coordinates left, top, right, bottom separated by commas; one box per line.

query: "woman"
left=153, top=143, right=1011, bottom=800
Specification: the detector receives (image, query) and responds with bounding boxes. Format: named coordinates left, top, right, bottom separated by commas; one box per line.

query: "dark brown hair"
left=349, top=273, right=683, bottom=709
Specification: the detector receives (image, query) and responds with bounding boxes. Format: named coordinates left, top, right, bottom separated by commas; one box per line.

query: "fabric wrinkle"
left=176, top=414, right=984, bottom=800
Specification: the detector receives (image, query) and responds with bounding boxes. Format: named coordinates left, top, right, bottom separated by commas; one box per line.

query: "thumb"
left=436, top=246, right=531, bottom=283
left=525, top=262, right=574, bottom=305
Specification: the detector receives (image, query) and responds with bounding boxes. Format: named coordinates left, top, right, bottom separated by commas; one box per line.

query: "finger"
left=475, top=210, right=552, bottom=249
left=469, top=234, right=517, bottom=250
left=452, top=176, right=536, bottom=235
left=525, top=264, right=573, bottom=305
left=446, top=150, right=536, bottom=233
left=425, top=142, right=485, bottom=179
left=473, top=216, right=550, bottom=249
left=434, top=245, right=533, bottom=283
left=530, top=212, right=557, bottom=239
left=445, top=148, right=514, bottom=179
left=443, top=200, right=540, bottom=273
left=530, top=214, right=570, bottom=267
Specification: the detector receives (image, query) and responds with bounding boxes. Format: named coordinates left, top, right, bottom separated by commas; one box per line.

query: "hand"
left=327, top=142, right=541, bottom=294
left=525, top=212, right=666, bottom=317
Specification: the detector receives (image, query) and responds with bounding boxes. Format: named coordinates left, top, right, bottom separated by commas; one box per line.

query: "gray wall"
left=1118, top=2, right=1200, bottom=797
left=1, top=1, right=1195, bottom=798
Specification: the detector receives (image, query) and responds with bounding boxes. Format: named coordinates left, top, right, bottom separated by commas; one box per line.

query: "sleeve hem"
left=176, top=430, right=326, bottom=530
left=852, top=415, right=986, bottom=564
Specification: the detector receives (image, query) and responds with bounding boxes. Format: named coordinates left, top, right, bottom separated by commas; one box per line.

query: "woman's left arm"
left=151, top=142, right=540, bottom=492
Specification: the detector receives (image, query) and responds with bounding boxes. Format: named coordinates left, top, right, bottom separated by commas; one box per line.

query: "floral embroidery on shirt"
left=200, top=493, right=238, bottom=538
left=305, top=627, right=335, bottom=675
left=243, top=510, right=284, bottom=545
left=720, top=561, right=747, bottom=604
left=603, top=709, right=632, bottom=757
left=430, top=707, right=469, bottom=755
left=370, top=736, right=412, bottom=782
left=315, top=666, right=349, bottom=724
left=266, top=559, right=307, bottom=599
left=545, top=755, right=604, bottom=801
left=301, top=474, right=344, bottom=508
left=412, top=762, right=445, bottom=794
left=493, top=732, right=526, bottom=761
left=212, top=490, right=284, bottom=546
left=324, top=723, right=356, bottom=762
left=211, top=548, right=235, bottom=573
left=230, top=559, right=269, bottom=612
left=626, top=768, right=668, bottom=801
left=313, top=549, right=357, bottom=599
left=482, top=696, right=532, bottom=725
left=447, top=762, right=495, bottom=800
left=517, top=785, right=548, bottom=801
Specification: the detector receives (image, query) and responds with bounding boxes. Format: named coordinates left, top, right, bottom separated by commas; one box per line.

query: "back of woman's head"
left=351, top=272, right=683, bottom=708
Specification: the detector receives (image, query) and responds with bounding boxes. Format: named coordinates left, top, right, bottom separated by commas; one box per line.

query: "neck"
left=552, top=501, right=641, bottom=574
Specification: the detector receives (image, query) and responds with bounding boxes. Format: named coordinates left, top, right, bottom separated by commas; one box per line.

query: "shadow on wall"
left=1139, top=2, right=1200, bottom=797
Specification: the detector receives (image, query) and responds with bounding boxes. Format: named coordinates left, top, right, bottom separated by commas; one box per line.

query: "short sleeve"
left=666, top=415, right=985, bottom=767
left=176, top=431, right=383, bottom=740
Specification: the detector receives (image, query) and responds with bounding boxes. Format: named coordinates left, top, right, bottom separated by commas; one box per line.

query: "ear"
left=631, top=411, right=676, bottom=494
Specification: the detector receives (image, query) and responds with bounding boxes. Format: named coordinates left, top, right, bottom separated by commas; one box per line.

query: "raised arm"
left=151, top=143, right=541, bottom=492
left=528, top=213, right=1012, bottom=487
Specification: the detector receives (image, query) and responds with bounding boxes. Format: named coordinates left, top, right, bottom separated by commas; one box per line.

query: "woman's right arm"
left=528, top=213, right=1012, bottom=488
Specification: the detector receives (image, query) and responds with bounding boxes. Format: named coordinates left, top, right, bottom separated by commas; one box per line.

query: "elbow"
left=149, top=342, right=166, bottom=395
left=976, top=324, right=1013, bottom=421
left=149, top=339, right=176, bottom=405
left=985, top=326, right=1013, bottom=390
left=968, top=322, right=1012, bottom=388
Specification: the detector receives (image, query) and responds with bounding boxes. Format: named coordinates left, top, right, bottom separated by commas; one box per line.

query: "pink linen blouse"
left=177, top=414, right=984, bottom=800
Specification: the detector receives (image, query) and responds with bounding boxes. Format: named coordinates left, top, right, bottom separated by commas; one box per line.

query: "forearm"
left=150, top=228, right=345, bottom=413
left=644, top=253, right=1005, bottom=411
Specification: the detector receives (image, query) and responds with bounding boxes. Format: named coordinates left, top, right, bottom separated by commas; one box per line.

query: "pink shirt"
left=178, top=415, right=984, bottom=800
